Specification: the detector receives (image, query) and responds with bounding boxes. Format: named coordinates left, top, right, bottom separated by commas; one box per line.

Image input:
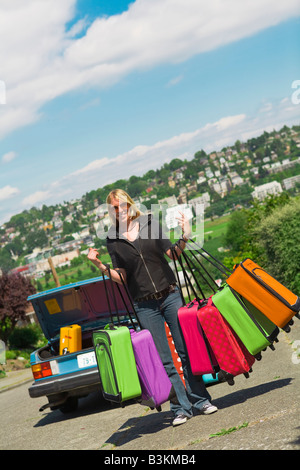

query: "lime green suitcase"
left=93, top=324, right=141, bottom=404
left=212, top=284, right=279, bottom=358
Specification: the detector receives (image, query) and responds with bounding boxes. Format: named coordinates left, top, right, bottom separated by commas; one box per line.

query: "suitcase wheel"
left=243, top=372, right=249, bottom=379
left=275, top=337, right=279, bottom=343
left=149, top=406, right=162, bottom=412
left=289, top=319, right=294, bottom=326
left=218, top=370, right=234, bottom=385
left=224, top=372, right=235, bottom=386
left=254, top=353, right=262, bottom=361
left=249, top=367, right=253, bottom=373
left=217, top=370, right=226, bottom=383
left=269, top=344, right=275, bottom=351
left=295, top=313, right=300, bottom=320
left=283, top=325, right=291, bottom=333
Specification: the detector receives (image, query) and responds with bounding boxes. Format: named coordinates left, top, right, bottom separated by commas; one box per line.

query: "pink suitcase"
left=197, top=296, right=255, bottom=385
left=178, top=299, right=218, bottom=376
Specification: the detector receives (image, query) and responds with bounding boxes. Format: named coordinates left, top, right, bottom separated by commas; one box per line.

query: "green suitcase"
left=212, top=284, right=279, bottom=358
left=93, top=324, right=141, bottom=404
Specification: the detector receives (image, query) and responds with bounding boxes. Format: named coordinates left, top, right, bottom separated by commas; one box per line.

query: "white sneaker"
left=172, top=413, right=190, bottom=426
left=200, top=403, right=218, bottom=415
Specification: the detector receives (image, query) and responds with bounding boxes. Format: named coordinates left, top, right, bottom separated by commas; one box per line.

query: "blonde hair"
left=106, top=189, right=142, bottom=225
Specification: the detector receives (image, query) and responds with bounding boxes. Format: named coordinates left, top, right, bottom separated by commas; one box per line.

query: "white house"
left=251, top=181, right=283, bottom=200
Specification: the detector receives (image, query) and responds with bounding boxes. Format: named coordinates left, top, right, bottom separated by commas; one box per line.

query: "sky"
left=0, top=0, right=300, bottom=226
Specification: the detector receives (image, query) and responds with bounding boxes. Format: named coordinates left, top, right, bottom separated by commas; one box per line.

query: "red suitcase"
left=197, top=296, right=255, bottom=385
left=178, top=299, right=219, bottom=376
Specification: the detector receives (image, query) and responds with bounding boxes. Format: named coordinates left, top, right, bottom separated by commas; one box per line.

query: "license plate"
left=77, top=351, right=97, bottom=368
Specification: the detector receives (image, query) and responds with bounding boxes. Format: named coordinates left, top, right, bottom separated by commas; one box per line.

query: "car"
left=28, top=275, right=131, bottom=413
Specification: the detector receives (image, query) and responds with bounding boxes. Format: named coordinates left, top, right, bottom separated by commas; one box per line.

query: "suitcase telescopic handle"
left=102, top=265, right=121, bottom=326
left=115, top=269, right=142, bottom=330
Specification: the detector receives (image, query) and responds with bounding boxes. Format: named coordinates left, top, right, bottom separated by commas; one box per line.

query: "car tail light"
left=32, top=362, right=52, bottom=380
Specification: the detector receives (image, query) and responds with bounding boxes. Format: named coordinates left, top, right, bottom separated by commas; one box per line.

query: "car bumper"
left=28, top=367, right=100, bottom=398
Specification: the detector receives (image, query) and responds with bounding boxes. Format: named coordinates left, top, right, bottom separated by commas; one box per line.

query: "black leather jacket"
left=106, top=214, right=176, bottom=301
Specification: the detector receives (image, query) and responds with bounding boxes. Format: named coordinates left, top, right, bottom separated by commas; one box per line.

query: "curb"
left=0, top=368, right=33, bottom=393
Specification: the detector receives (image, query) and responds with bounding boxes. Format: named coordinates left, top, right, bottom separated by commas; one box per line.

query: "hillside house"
left=252, top=181, right=283, bottom=200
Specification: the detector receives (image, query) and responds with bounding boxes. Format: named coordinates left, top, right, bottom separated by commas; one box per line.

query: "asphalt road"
left=0, top=319, right=299, bottom=453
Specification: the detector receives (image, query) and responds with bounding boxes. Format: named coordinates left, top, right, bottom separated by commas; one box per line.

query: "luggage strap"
left=227, top=285, right=279, bottom=343
left=171, top=246, right=202, bottom=304
left=187, top=238, right=233, bottom=276
left=103, top=264, right=142, bottom=330
left=171, top=241, right=221, bottom=302
left=182, top=249, right=220, bottom=293
left=240, top=262, right=300, bottom=312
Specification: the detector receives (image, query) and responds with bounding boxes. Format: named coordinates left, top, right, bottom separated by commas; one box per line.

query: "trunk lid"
left=28, top=276, right=130, bottom=341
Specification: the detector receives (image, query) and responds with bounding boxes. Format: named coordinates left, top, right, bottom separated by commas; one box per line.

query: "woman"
left=88, top=189, right=217, bottom=426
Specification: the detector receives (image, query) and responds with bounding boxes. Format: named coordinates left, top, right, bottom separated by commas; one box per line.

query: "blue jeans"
left=134, top=287, right=212, bottom=417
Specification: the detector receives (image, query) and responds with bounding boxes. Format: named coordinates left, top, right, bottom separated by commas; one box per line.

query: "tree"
left=251, top=197, right=300, bottom=293
left=0, top=272, right=36, bottom=343
left=0, top=247, right=17, bottom=272
left=127, top=179, right=147, bottom=198
left=169, top=158, right=184, bottom=171
left=225, top=210, right=249, bottom=253
left=224, top=193, right=300, bottom=293
left=62, top=220, right=80, bottom=236
left=144, top=169, right=156, bottom=181
left=25, top=229, right=48, bottom=252
left=194, top=150, right=207, bottom=160
left=6, top=237, right=24, bottom=257
left=235, top=140, right=241, bottom=153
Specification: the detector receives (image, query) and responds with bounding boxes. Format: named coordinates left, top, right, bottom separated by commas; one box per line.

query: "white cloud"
left=258, top=100, right=273, bottom=115
left=22, top=190, right=51, bottom=207
left=166, top=75, right=184, bottom=87
left=66, top=17, right=89, bottom=39
left=70, top=157, right=111, bottom=176
left=0, top=92, right=298, bottom=223
left=2, top=151, right=17, bottom=163
left=0, top=185, right=20, bottom=201
left=22, top=96, right=297, bottom=209
left=1, top=0, right=300, bottom=138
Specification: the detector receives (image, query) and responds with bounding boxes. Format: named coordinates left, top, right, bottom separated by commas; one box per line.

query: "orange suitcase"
left=59, top=324, right=82, bottom=355
left=226, top=258, right=300, bottom=331
left=165, top=323, right=185, bottom=385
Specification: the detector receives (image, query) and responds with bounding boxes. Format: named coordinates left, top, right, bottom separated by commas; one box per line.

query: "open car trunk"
left=28, top=275, right=133, bottom=347
left=28, top=276, right=136, bottom=413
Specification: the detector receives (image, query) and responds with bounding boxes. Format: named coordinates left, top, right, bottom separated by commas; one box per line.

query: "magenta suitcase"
left=178, top=299, right=218, bottom=376
left=197, top=297, right=255, bottom=385
left=114, top=269, right=173, bottom=409
left=130, top=329, right=173, bottom=410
